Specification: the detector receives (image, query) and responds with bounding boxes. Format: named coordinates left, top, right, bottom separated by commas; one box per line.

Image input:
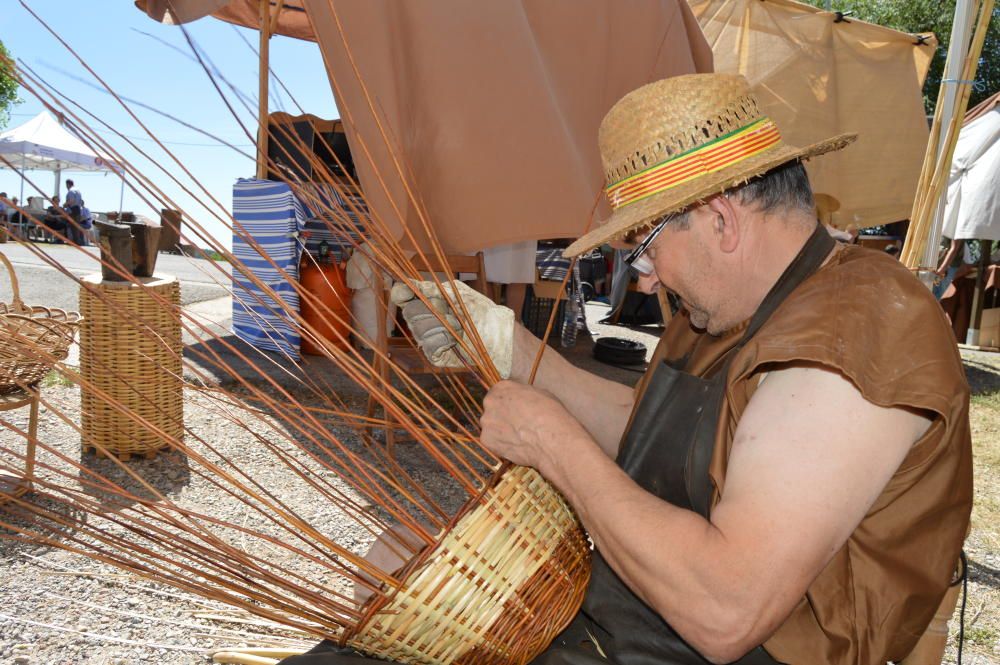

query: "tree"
left=0, top=40, right=21, bottom=129
left=802, top=0, right=1000, bottom=114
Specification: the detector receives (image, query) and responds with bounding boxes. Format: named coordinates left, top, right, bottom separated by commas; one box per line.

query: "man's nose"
left=637, top=272, right=661, bottom=295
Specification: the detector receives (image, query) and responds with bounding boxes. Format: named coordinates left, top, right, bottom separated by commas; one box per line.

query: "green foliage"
left=801, top=0, right=1000, bottom=114
left=42, top=370, right=73, bottom=388
left=0, top=40, right=21, bottom=129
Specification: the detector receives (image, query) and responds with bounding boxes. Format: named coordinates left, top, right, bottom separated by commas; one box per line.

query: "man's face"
left=630, top=202, right=732, bottom=334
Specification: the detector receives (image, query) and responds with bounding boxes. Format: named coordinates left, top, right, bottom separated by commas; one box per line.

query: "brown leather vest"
left=654, top=243, right=973, bottom=664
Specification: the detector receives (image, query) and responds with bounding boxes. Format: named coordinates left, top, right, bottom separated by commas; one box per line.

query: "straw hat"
left=564, top=74, right=856, bottom=257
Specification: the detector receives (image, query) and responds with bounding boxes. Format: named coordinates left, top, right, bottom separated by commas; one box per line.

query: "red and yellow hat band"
left=606, top=117, right=782, bottom=211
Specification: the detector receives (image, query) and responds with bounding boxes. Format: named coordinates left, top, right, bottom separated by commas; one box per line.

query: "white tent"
left=0, top=110, right=122, bottom=203
left=942, top=106, right=1000, bottom=241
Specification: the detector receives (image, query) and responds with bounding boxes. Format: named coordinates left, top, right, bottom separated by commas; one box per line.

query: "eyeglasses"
left=624, top=215, right=671, bottom=275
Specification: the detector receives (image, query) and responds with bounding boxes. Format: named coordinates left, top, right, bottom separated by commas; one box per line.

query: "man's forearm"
left=537, top=428, right=754, bottom=664
left=508, top=325, right=634, bottom=457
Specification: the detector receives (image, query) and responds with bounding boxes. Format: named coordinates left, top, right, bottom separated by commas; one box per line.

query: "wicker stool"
left=0, top=385, right=39, bottom=503
left=79, top=274, right=183, bottom=460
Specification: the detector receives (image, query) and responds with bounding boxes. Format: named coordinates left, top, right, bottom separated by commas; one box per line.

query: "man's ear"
left=705, top=195, right=740, bottom=254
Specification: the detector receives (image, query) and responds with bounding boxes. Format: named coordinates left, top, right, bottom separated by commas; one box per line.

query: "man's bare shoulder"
left=709, top=366, right=932, bottom=627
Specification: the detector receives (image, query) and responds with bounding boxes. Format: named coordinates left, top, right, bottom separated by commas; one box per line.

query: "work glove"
left=390, top=280, right=514, bottom=379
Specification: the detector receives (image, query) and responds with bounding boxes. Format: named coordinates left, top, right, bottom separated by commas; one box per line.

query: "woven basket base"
left=82, top=443, right=167, bottom=462
left=349, top=466, right=591, bottom=665
left=0, top=471, right=31, bottom=504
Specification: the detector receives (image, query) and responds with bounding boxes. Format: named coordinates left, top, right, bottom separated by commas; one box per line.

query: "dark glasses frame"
left=623, top=214, right=673, bottom=269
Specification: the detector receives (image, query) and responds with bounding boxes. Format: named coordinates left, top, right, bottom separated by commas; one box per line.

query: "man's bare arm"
left=509, top=324, right=635, bottom=458
left=481, top=366, right=930, bottom=663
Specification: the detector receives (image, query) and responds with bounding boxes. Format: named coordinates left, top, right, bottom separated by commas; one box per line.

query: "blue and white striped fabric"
left=231, top=179, right=305, bottom=359
left=299, top=183, right=369, bottom=261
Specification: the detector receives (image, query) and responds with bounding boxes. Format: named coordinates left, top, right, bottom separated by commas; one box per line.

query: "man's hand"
left=391, top=280, right=515, bottom=378
left=480, top=381, right=591, bottom=471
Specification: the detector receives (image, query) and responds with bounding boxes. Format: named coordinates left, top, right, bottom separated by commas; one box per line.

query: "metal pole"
left=18, top=153, right=25, bottom=203
left=920, top=0, right=978, bottom=272
left=118, top=175, right=125, bottom=215
left=54, top=168, right=61, bottom=201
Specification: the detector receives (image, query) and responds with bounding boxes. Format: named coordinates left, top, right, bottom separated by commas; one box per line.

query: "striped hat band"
left=606, top=117, right=782, bottom=211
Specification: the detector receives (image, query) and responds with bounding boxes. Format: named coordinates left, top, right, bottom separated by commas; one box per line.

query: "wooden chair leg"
left=385, top=412, right=397, bottom=460
left=24, top=391, right=39, bottom=490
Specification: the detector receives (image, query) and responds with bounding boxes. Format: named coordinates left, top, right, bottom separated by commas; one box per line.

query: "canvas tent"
left=0, top=110, right=122, bottom=202
left=135, top=0, right=713, bottom=253
left=965, top=89, right=1000, bottom=125
left=940, top=100, right=1000, bottom=241
left=690, top=0, right=937, bottom=230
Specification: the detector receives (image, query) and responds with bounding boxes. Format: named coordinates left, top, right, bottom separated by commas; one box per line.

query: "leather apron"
left=535, top=224, right=834, bottom=665
left=281, top=225, right=833, bottom=665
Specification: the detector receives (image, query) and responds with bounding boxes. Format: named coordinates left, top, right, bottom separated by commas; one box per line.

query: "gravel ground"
left=1, top=306, right=998, bottom=664
left=956, top=349, right=1000, bottom=665
left=0, top=385, right=373, bottom=665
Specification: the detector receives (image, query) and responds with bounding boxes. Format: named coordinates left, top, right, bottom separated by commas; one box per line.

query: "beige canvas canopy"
left=135, top=0, right=712, bottom=252
left=135, top=1, right=315, bottom=40
left=690, top=0, right=937, bottom=230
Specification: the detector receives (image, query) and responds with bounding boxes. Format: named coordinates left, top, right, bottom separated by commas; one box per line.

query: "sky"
left=1, top=1, right=338, bottom=249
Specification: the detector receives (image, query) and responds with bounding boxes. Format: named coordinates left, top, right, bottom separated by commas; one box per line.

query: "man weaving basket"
left=289, top=74, right=973, bottom=665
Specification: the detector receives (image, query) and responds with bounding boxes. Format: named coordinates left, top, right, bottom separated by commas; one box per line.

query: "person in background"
left=933, top=237, right=973, bottom=300
left=64, top=178, right=84, bottom=221
left=67, top=205, right=94, bottom=246
left=42, top=196, right=69, bottom=241
left=483, top=240, right=537, bottom=321
left=8, top=197, right=20, bottom=227
left=0, top=192, right=9, bottom=222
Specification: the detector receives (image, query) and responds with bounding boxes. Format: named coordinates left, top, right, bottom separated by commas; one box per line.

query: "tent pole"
left=119, top=175, right=125, bottom=215
left=256, top=0, right=271, bottom=180
left=917, top=0, right=979, bottom=273
left=54, top=168, right=61, bottom=201
left=18, top=153, right=25, bottom=204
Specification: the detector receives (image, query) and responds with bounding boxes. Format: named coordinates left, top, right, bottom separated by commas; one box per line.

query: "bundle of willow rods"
left=0, top=4, right=593, bottom=664
left=900, top=0, right=995, bottom=270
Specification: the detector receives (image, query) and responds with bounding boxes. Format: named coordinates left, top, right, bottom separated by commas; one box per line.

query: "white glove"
left=390, top=280, right=514, bottom=379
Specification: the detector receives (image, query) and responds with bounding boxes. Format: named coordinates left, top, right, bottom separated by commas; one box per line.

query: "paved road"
left=0, top=242, right=231, bottom=313
left=0, top=241, right=231, bottom=283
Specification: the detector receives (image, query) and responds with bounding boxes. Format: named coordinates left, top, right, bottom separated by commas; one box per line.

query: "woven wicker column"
left=79, top=274, right=182, bottom=460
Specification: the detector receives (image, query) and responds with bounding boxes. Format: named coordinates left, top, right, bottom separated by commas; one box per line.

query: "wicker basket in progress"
left=0, top=252, right=82, bottom=393
left=348, top=465, right=591, bottom=665
left=79, top=273, right=182, bottom=459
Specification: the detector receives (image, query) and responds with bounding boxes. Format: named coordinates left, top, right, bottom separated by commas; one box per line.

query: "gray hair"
left=657, top=160, right=815, bottom=230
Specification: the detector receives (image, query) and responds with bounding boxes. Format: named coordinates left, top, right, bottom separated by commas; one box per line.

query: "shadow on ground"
left=183, top=326, right=654, bottom=395
left=969, top=558, right=1000, bottom=591
left=964, top=357, right=1000, bottom=396
left=78, top=448, right=191, bottom=510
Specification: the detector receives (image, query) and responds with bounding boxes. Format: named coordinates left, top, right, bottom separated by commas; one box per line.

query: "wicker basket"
left=79, top=273, right=183, bottom=459
left=348, top=465, right=591, bottom=665
left=0, top=251, right=82, bottom=394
